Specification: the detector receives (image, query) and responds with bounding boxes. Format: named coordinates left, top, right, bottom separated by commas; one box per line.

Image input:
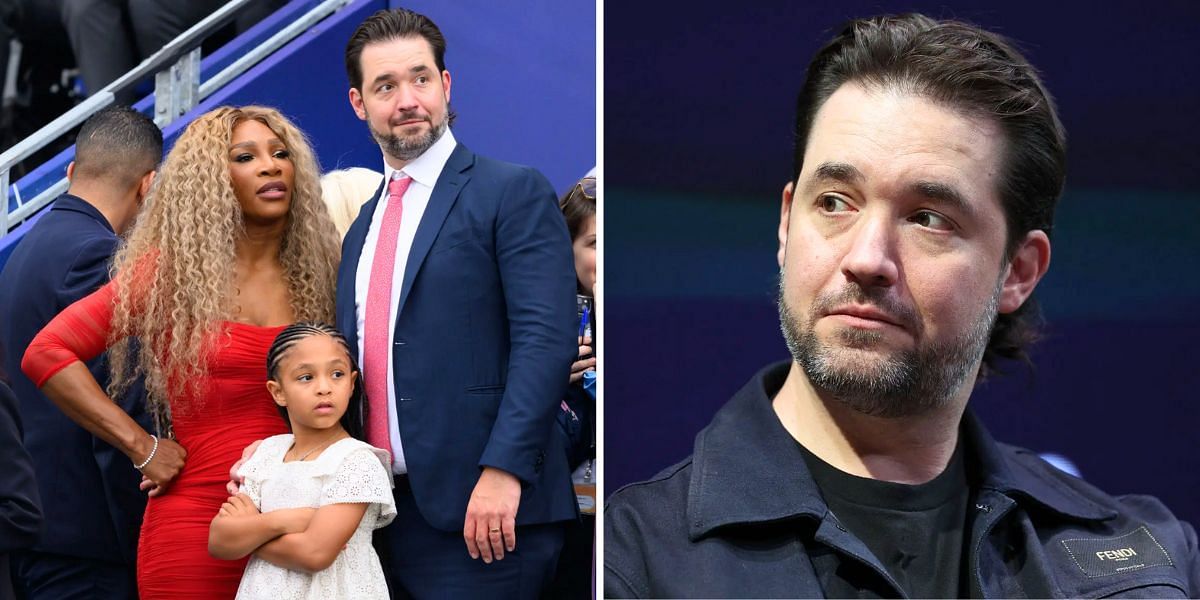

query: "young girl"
left=207, top=322, right=394, bottom=599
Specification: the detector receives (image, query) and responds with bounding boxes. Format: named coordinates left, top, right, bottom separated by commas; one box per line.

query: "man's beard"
left=777, top=272, right=1001, bottom=418
left=367, top=108, right=448, bottom=162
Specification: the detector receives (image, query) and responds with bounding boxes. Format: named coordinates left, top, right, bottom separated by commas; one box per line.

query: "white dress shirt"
left=355, top=129, right=458, bottom=474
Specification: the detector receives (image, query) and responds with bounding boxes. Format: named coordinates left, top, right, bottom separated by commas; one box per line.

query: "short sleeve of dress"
left=237, top=435, right=288, bottom=509
left=319, top=446, right=396, bottom=528
left=238, top=469, right=263, bottom=509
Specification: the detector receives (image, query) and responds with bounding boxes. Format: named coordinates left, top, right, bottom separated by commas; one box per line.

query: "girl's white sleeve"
left=236, top=438, right=276, bottom=509
left=319, top=447, right=397, bottom=528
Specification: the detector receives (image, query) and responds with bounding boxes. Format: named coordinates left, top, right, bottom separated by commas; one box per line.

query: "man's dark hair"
left=345, top=8, right=447, bottom=91
left=74, top=106, right=162, bottom=187
left=792, top=13, right=1067, bottom=377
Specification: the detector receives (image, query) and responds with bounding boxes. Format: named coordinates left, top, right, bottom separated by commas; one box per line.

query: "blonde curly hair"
left=106, top=106, right=340, bottom=436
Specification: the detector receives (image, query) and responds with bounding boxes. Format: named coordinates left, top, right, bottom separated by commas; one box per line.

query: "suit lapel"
left=395, top=144, right=474, bottom=320
left=339, top=179, right=386, bottom=358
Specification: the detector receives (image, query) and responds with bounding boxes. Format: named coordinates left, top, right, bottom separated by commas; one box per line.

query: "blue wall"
left=604, top=0, right=1200, bottom=527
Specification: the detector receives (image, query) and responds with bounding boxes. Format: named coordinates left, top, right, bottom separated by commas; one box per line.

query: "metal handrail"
left=0, top=0, right=256, bottom=175
left=202, top=0, right=353, bottom=97
left=1, top=0, right=353, bottom=235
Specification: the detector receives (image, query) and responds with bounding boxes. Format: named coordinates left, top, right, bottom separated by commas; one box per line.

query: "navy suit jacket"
left=0, top=194, right=149, bottom=563
left=336, top=144, right=579, bottom=532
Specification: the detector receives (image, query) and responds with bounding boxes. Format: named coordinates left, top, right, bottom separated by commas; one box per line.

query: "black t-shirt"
left=799, top=441, right=971, bottom=598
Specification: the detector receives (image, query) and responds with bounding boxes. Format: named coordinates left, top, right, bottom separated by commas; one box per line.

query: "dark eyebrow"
left=371, top=65, right=430, bottom=88
left=230, top=138, right=283, bottom=151
left=370, top=71, right=397, bottom=87
left=802, top=161, right=864, bottom=194
left=907, top=180, right=976, bottom=219
left=290, top=358, right=349, bottom=372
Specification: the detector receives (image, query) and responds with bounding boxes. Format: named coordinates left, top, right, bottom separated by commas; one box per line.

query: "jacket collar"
left=964, top=410, right=1117, bottom=522
left=686, top=362, right=1114, bottom=540
left=686, top=363, right=827, bottom=540
left=393, top=143, right=473, bottom=319
left=52, top=193, right=114, bottom=234
left=338, top=143, right=476, bottom=357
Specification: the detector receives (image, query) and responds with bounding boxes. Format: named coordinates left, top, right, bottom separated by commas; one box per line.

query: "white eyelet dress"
left=233, top=434, right=396, bottom=600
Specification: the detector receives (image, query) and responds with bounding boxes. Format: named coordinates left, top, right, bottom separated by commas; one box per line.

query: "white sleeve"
left=236, top=437, right=280, bottom=509
left=319, top=447, right=397, bottom=527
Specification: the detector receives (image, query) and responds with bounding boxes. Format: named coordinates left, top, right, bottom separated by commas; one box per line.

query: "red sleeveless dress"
left=23, top=280, right=289, bottom=599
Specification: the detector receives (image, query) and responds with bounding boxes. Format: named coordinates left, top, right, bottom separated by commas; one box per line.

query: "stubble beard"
left=777, top=272, right=1001, bottom=418
left=368, top=107, right=448, bottom=163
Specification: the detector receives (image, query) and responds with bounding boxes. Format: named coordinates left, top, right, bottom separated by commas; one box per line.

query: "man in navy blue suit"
left=0, top=106, right=161, bottom=600
left=336, top=8, right=578, bottom=598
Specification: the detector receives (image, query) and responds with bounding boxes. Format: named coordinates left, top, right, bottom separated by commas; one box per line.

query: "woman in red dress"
left=21, top=106, right=340, bottom=599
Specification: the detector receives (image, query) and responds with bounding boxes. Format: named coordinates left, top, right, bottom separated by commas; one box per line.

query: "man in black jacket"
left=604, top=13, right=1200, bottom=598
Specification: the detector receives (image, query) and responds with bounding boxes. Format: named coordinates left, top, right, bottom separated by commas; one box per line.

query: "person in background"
left=319, top=167, right=383, bottom=238
left=0, top=105, right=160, bottom=600
left=0, top=345, right=41, bottom=600
left=560, top=173, right=597, bottom=467
left=549, top=172, right=597, bottom=598
left=61, top=0, right=287, bottom=102
left=0, top=0, right=79, bottom=177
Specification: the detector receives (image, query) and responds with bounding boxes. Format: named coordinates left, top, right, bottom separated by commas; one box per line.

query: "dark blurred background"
left=604, top=0, right=1200, bottom=526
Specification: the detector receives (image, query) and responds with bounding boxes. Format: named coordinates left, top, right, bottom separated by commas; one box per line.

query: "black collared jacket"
left=604, top=363, right=1200, bottom=598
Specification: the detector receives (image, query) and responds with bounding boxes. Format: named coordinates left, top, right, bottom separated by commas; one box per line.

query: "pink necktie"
left=364, top=175, right=412, bottom=457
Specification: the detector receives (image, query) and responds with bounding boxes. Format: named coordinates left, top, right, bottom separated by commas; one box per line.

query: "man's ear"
left=266, top=380, right=286, bottom=408
left=778, top=181, right=796, bottom=268
left=66, top=161, right=76, bottom=182
left=348, top=87, right=367, bottom=121
left=137, top=170, right=156, bottom=200
left=998, top=229, right=1051, bottom=314
left=441, top=69, right=452, bottom=104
